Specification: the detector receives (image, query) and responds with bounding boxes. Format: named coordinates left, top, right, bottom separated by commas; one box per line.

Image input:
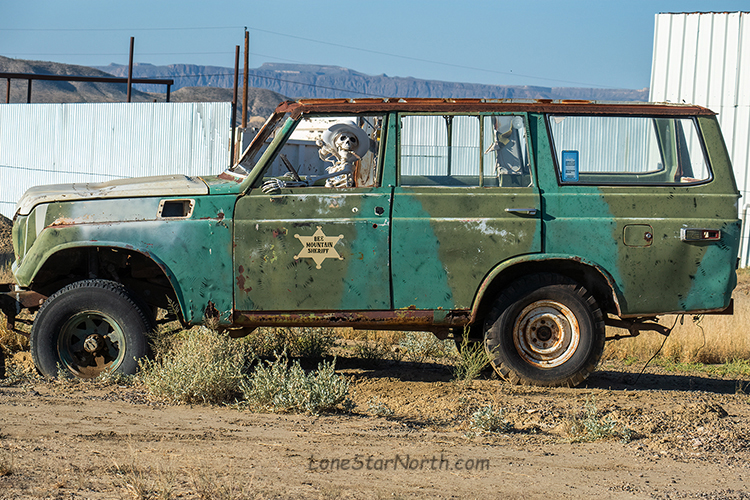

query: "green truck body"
left=1, top=98, right=741, bottom=385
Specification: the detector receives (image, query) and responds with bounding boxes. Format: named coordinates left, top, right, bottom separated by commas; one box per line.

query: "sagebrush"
left=240, top=354, right=350, bottom=414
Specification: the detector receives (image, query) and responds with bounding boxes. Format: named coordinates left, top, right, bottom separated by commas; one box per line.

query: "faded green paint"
left=13, top=195, right=236, bottom=324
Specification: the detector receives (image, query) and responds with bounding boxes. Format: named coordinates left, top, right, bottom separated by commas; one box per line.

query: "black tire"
left=483, top=273, right=605, bottom=387
left=30, top=280, right=154, bottom=379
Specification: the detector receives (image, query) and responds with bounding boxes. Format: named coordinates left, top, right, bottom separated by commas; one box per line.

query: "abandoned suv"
left=2, top=98, right=741, bottom=386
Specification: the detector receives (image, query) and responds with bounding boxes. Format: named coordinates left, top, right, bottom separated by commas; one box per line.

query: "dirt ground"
left=1, top=356, right=749, bottom=500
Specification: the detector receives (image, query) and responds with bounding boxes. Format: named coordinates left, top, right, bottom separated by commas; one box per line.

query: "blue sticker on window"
left=561, top=150, right=579, bottom=182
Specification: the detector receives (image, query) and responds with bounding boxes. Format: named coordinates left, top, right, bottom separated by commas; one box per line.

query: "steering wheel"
left=279, top=154, right=301, bottom=182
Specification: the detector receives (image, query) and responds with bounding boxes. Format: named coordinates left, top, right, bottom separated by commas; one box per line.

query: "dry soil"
left=1, top=356, right=750, bottom=499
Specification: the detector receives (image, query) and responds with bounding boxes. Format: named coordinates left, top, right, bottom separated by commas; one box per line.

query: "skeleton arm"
left=261, top=165, right=356, bottom=194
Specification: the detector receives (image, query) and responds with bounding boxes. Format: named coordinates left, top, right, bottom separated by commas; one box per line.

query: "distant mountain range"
left=0, top=55, right=649, bottom=123
left=96, top=62, right=649, bottom=101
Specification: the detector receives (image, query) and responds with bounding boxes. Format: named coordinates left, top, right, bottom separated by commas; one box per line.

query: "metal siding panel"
left=0, top=102, right=231, bottom=218
left=651, top=12, right=750, bottom=264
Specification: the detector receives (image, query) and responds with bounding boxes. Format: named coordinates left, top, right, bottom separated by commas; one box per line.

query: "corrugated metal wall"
left=650, top=11, right=750, bottom=264
left=0, top=102, right=232, bottom=218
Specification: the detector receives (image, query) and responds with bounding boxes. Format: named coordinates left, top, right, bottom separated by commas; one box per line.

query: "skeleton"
left=317, top=130, right=361, bottom=188
left=262, top=122, right=370, bottom=194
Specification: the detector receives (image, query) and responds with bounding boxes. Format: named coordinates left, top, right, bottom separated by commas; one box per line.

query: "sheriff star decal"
left=294, top=226, right=344, bottom=269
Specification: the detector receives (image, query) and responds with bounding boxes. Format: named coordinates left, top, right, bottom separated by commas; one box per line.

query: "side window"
left=264, top=114, right=383, bottom=188
left=548, top=115, right=711, bottom=185
left=399, top=114, right=530, bottom=187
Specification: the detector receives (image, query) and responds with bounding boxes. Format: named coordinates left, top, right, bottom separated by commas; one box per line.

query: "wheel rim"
left=57, top=311, right=126, bottom=378
left=512, top=300, right=580, bottom=369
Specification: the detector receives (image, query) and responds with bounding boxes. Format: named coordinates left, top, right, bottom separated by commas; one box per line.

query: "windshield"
left=226, top=111, right=291, bottom=177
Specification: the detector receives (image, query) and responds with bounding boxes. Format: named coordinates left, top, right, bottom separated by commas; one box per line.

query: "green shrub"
left=139, top=327, right=249, bottom=404
left=240, top=355, right=350, bottom=414
left=565, top=398, right=632, bottom=443
left=469, top=405, right=512, bottom=435
left=367, top=397, right=394, bottom=417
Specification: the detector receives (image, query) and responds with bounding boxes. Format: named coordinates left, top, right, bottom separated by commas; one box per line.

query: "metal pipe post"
left=127, top=37, right=134, bottom=102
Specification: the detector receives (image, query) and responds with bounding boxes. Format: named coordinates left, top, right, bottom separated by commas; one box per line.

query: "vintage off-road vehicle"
left=0, top=98, right=741, bottom=386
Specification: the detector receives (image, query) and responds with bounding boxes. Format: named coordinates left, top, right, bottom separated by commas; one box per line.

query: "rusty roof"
left=276, top=98, right=716, bottom=117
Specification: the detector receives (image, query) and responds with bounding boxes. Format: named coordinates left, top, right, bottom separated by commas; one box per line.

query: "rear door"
left=390, top=113, right=543, bottom=311
left=538, top=112, right=740, bottom=315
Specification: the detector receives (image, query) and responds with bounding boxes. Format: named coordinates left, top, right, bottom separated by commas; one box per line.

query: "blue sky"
left=2, top=0, right=748, bottom=90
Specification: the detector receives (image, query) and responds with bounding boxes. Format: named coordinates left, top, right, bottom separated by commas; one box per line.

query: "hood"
left=15, top=175, right=209, bottom=216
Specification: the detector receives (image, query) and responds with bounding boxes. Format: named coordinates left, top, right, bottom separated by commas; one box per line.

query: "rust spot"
left=49, top=217, right=77, bottom=227
left=217, top=172, right=242, bottom=183
left=204, top=301, right=219, bottom=320
left=233, top=309, right=470, bottom=330
left=236, top=265, right=252, bottom=293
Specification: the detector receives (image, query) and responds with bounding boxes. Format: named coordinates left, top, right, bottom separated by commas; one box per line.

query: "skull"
left=335, top=132, right=358, bottom=153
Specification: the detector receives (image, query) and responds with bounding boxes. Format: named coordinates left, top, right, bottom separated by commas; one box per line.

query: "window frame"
left=546, top=113, right=714, bottom=187
left=396, top=112, right=534, bottom=188
left=249, top=112, right=387, bottom=190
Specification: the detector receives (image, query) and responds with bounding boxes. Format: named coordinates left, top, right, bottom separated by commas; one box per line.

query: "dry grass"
left=0, top=262, right=12, bottom=284
left=0, top=323, right=28, bottom=354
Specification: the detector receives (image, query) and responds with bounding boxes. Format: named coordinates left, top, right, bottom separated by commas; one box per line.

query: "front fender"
left=15, top=220, right=234, bottom=325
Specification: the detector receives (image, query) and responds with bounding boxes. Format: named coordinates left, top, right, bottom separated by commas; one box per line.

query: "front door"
left=233, top=112, right=391, bottom=313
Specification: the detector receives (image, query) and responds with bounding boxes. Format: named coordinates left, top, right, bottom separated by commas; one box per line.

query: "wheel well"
left=470, top=259, right=618, bottom=340
left=30, top=247, right=179, bottom=312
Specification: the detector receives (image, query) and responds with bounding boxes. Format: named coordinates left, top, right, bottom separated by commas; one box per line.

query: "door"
left=390, top=113, right=543, bottom=311
left=539, top=113, right=740, bottom=315
left=233, top=113, right=391, bottom=312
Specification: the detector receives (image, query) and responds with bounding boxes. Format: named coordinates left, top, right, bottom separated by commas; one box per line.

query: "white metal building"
left=650, top=11, right=750, bottom=264
left=0, top=102, right=232, bottom=219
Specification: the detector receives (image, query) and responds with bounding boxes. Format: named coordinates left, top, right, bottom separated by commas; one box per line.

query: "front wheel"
left=484, top=274, right=604, bottom=387
left=30, top=280, right=153, bottom=379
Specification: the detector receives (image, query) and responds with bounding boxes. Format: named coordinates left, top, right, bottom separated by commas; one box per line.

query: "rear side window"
left=399, top=114, right=532, bottom=187
left=548, top=115, right=711, bottom=185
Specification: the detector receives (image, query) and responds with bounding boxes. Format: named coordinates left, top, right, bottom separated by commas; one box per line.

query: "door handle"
left=374, top=206, right=385, bottom=216
left=505, top=208, right=538, bottom=216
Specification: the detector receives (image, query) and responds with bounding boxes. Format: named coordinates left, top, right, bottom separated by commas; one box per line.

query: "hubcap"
left=57, top=312, right=125, bottom=378
left=513, top=300, right=580, bottom=368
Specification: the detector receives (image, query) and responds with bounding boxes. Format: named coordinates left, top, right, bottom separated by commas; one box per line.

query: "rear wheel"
left=483, top=273, right=604, bottom=387
left=30, top=280, right=153, bottom=379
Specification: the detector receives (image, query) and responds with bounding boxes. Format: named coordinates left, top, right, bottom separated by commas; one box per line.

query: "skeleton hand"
left=261, top=177, right=309, bottom=194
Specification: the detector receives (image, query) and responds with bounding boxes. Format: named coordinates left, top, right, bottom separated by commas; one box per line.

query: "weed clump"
left=241, top=327, right=337, bottom=358
left=467, top=405, right=512, bottom=436
left=452, top=337, right=490, bottom=384
left=565, top=398, right=632, bottom=443
left=398, top=332, right=453, bottom=363
left=139, top=326, right=249, bottom=405
left=240, top=354, right=350, bottom=415
left=367, top=397, right=394, bottom=417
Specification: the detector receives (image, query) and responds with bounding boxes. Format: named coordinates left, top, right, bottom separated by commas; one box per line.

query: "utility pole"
left=230, top=45, right=240, bottom=167
left=242, top=28, right=249, bottom=129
